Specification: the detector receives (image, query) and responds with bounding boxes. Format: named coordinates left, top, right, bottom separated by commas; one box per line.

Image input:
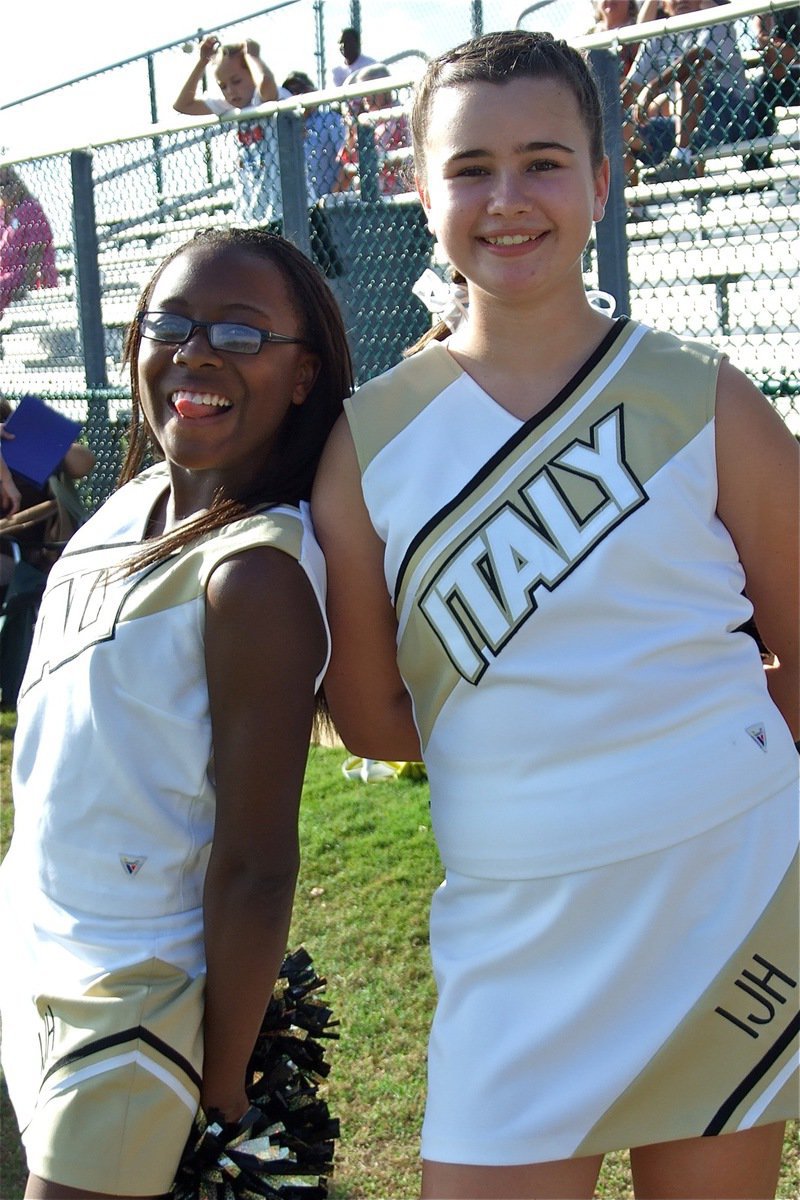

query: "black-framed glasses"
left=138, top=311, right=306, bottom=355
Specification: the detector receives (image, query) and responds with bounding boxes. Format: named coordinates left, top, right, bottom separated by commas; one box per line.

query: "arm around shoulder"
left=715, top=360, right=800, bottom=737
left=200, top=545, right=326, bottom=1121
left=312, top=415, right=421, bottom=761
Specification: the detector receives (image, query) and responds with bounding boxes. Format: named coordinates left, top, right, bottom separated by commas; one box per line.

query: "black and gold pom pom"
left=172, top=948, right=339, bottom=1200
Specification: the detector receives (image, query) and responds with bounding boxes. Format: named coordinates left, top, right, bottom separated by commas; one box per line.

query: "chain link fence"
left=0, top=0, right=797, bottom=512
left=583, top=0, right=799, bottom=432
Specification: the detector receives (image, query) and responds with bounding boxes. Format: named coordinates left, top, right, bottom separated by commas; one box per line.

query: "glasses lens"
left=141, top=312, right=192, bottom=343
left=209, top=323, right=262, bottom=354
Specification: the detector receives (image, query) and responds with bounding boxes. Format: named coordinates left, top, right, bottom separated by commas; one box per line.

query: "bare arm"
left=62, top=442, right=95, bottom=480
left=243, top=39, right=278, bottom=103
left=630, top=42, right=711, bottom=114
left=173, top=35, right=219, bottom=116
left=715, top=360, right=800, bottom=738
left=201, top=545, right=326, bottom=1121
left=0, top=451, right=21, bottom=515
left=755, top=17, right=800, bottom=81
left=0, top=220, right=43, bottom=308
left=312, top=415, right=421, bottom=760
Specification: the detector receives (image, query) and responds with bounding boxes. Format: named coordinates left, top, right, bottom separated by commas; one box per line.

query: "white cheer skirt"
left=421, top=783, right=799, bottom=1166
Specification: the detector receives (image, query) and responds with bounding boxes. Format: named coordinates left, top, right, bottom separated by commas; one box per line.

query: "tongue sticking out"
left=173, top=396, right=231, bottom=419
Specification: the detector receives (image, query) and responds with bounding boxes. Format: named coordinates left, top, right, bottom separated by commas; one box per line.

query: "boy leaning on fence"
left=173, top=35, right=291, bottom=224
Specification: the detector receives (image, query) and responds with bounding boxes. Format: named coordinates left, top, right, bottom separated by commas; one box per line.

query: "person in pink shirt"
left=0, top=166, right=58, bottom=317
left=334, top=64, right=410, bottom=196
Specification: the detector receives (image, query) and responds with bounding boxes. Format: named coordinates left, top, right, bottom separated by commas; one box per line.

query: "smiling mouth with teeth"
left=483, top=234, right=538, bottom=246
left=172, top=391, right=234, bottom=418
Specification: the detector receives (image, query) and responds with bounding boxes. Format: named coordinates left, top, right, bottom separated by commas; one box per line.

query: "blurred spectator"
left=282, top=71, right=347, bottom=199
left=331, top=27, right=376, bottom=87
left=0, top=448, right=20, bottom=515
left=746, top=5, right=800, bottom=170
left=623, top=0, right=759, bottom=182
left=334, top=65, right=410, bottom=197
left=0, top=396, right=94, bottom=708
left=282, top=70, right=317, bottom=95
left=0, top=167, right=58, bottom=318
left=591, top=1, right=642, bottom=73
left=173, top=36, right=291, bottom=223
left=0, top=396, right=94, bottom=573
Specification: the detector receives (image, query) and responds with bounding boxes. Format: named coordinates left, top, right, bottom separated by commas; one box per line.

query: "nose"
left=486, top=169, right=533, bottom=216
left=173, top=327, right=223, bottom=368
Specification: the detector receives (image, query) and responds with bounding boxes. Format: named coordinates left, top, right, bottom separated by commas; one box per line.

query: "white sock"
left=672, top=145, right=693, bottom=164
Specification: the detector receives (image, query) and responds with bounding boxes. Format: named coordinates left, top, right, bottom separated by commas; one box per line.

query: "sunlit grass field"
left=0, top=715, right=797, bottom=1198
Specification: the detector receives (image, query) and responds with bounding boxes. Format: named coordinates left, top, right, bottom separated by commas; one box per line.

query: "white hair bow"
left=586, top=290, right=617, bottom=316
left=412, top=269, right=469, bottom=333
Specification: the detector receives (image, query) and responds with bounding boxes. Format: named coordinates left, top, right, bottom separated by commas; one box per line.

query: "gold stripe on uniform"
left=575, top=853, right=799, bottom=1155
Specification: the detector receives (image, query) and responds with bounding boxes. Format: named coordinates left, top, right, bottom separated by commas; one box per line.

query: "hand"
left=244, top=38, right=261, bottom=57
left=199, top=35, right=220, bottom=64
left=0, top=455, right=21, bottom=516
left=201, top=1088, right=250, bottom=1127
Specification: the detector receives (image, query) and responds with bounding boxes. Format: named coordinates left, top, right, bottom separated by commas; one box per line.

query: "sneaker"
left=642, top=155, right=694, bottom=183
left=341, top=755, right=400, bottom=783
left=360, top=758, right=398, bottom=783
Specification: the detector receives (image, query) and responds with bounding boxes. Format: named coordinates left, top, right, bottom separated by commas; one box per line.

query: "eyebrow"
left=445, top=141, right=575, bottom=165
left=153, top=299, right=274, bottom=321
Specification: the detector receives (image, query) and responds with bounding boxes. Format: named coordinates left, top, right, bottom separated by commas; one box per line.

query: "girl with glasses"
left=0, top=227, right=352, bottom=1200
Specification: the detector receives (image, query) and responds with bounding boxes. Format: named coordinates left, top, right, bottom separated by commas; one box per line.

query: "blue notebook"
left=2, top=395, right=82, bottom=487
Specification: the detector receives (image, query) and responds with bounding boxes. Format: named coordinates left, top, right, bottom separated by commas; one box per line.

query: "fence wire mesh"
left=0, top=1, right=797, bottom=512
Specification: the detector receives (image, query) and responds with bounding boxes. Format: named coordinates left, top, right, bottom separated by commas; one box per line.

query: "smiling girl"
left=312, top=31, right=799, bottom=1200
left=0, top=228, right=352, bottom=1200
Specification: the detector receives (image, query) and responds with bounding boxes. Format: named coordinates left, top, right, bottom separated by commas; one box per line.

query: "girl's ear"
left=292, top=352, right=320, bottom=406
left=593, top=156, right=611, bottom=223
left=415, top=173, right=434, bottom=232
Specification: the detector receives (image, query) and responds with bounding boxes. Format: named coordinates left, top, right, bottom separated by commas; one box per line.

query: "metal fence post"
left=589, top=48, right=630, bottom=317
left=357, top=124, right=380, bottom=203
left=314, top=0, right=326, bottom=88
left=147, top=53, right=165, bottom=210
left=471, top=0, right=483, bottom=37
left=70, top=150, right=108, bottom=391
left=277, top=110, right=312, bottom=258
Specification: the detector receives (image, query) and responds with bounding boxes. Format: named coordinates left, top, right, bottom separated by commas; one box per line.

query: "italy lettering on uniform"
left=420, top=406, right=646, bottom=682
left=22, top=562, right=139, bottom=691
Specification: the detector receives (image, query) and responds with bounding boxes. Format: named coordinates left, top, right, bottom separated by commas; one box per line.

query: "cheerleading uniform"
left=344, top=318, right=799, bottom=1164
left=0, top=463, right=330, bottom=1194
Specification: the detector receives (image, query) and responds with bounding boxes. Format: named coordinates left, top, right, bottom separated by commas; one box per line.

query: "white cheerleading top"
left=9, top=464, right=329, bottom=924
left=345, top=319, right=799, bottom=878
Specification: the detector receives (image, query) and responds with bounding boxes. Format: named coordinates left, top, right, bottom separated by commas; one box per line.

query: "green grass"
left=0, top=723, right=797, bottom=1198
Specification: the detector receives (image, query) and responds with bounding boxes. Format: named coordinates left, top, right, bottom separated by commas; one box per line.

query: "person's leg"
left=26, top=1175, right=167, bottom=1200
left=630, top=1121, right=786, bottom=1200
left=421, top=1154, right=604, bottom=1200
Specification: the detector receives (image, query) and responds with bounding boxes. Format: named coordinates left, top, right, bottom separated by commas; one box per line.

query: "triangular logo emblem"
left=120, top=855, right=147, bottom=876
left=746, top=724, right=768, bottom=753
